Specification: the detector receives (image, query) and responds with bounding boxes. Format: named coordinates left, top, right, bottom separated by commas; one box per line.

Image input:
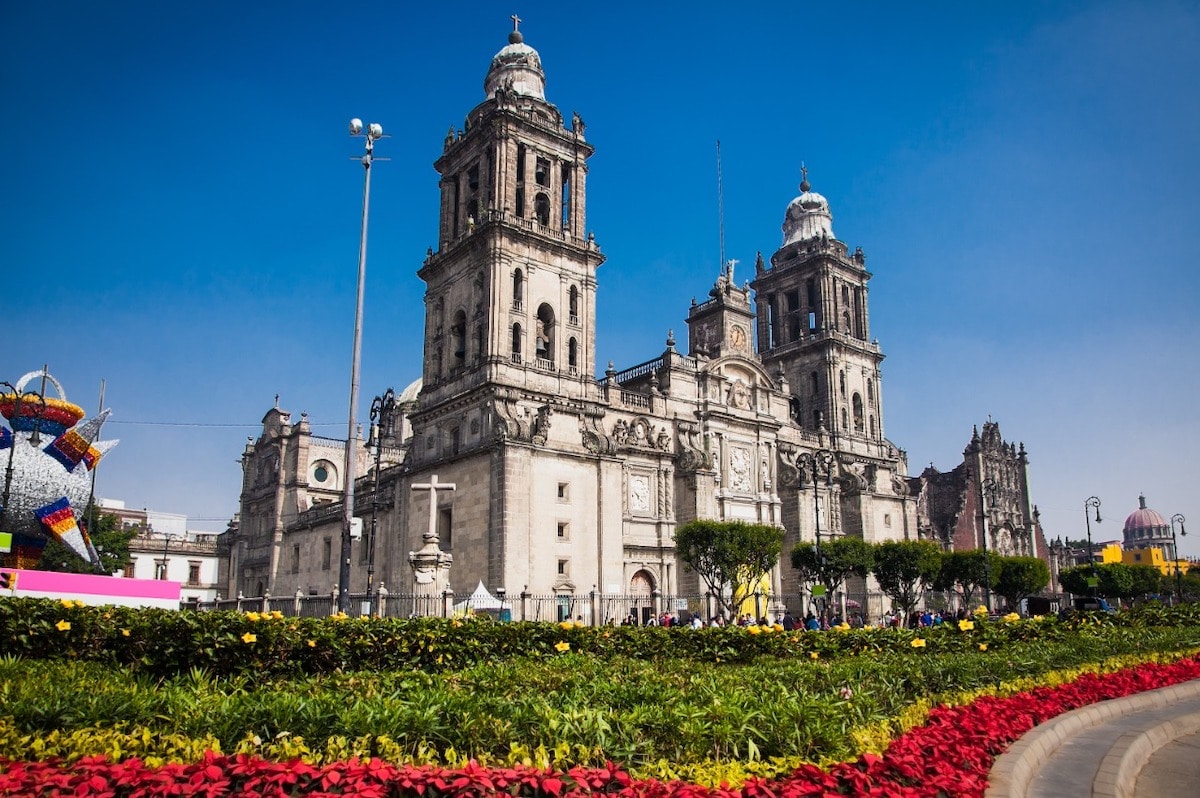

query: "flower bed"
left=2, top=655, right=1198, bottom=797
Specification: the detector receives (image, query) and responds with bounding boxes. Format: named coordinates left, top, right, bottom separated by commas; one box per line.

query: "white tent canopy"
left=453, top=581, right=512, bottom=612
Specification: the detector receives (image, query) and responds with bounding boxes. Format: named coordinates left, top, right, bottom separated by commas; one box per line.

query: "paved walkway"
left=986, top=679, right=1200, bottom=798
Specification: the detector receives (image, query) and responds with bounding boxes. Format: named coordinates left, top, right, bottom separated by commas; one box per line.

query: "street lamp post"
left=365, top=388, right=396, bottom=616
left=1170, top=513, right=1187, bottom=603
left=1083, top=496, right=1102, bottom=598
left=339, top=118, right=384, bottom=615
left=798, top=449, right=835, bottom=620
left=979, top=476, right=999, bottom=613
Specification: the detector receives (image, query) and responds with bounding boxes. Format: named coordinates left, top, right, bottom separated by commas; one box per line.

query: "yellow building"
left=1098, top=541, right=1189, bottom=576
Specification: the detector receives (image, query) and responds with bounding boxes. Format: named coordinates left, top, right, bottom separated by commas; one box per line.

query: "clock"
left=730, top=324, right=746, bottom=352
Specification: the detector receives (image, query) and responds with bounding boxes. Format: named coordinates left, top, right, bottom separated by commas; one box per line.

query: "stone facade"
left=219, top=24, right=1049, bottom=618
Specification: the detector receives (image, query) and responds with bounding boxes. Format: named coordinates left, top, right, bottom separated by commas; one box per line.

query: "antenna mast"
left=716, top=140, right=725, bottom=272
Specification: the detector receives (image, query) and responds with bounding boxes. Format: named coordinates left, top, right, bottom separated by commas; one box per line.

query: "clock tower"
left=686, top=258, right=757, bottom=360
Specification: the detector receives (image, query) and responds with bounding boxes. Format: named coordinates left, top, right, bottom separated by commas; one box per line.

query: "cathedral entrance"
left=630, top=569, right=654, bottom=625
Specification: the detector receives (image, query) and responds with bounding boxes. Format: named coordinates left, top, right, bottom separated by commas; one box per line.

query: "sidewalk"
left=986, top=678, right=1200, bottom=798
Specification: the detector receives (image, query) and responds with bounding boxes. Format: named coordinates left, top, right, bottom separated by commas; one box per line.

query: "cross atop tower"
left=799, top=163, right=810, bottom=192
left=511, top=14, right=521, bottom=31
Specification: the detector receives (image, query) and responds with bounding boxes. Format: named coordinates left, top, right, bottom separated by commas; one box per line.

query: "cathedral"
left=218, top=23, right=1048, bottom=619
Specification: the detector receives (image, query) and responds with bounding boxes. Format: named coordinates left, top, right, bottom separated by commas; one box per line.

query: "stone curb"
left=985, top=678, right=1200, bottom=798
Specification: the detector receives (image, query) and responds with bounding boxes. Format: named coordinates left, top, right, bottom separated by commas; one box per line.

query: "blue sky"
left=2, top=2, right=1197, bottom=554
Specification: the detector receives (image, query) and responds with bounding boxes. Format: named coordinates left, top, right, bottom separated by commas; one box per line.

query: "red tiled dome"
left=1124, top=495, right=1167, bottom=532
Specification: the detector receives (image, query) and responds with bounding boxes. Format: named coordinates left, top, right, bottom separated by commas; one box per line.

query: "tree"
left=872, top=540, right=943, bottom=618
left=791, top=536, right=874, bottom=617
left=1059, top=563, right=1134, bottom=601
left=35, top=506, right=134, bottom=575
left=992, top=556, right=1050, bottom=612
left=933, top=549, right=999, bottom=610
left=1126, top=565, right=1164, bottom=605
left=675, top=519, right=784, bottom=620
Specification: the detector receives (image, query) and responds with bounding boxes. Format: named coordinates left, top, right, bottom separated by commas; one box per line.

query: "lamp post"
left=1083, top=496, right=1102, bottom=598
left=365, top=387, right=396, bottom=615
left=798, top=449, right=835, bottom=620
left=1170, top=513, right=1187, bottom=603
left=158, top=530, right=176, bottom=581
left=978, top=476, right=999, bottom=613
left=338, top=118, right=385, bottom=615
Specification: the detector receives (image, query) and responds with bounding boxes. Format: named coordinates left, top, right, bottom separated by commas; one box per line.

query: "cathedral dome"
left=397, top=377, right=423, bottom=407
left=782, top=171, right=835, bottom=246
left=1123, top=495, right=1167, bottom=533
left=484, top=25, right=545, bottom=101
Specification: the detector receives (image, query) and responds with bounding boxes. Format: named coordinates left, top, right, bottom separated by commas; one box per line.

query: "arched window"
left=568, top=337, right=578, bottom=373
left=535, top=193, right=551, bottom=226
left=511, top=323, right=522, bottom=363
left=451, top=310, right=467, bottom=368
left=568, top=285, right=579, bottom=324
left=535, top=303, right=555, bottom=365
left=512, top=269, right=524, bottom=310
left=852, top=392, right=864, bottom=432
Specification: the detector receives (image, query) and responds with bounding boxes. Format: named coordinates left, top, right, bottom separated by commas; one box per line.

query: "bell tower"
left=417, top=18, right=603, bottom=406
left=750, top=168, right=886, bottom=442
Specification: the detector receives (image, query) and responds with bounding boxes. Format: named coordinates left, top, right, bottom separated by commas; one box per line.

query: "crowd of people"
left=613, top=605, right=982, bottom=630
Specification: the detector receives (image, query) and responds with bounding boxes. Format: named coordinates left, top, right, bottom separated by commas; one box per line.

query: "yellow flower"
left=973, top=605, right=988, bottom=616
left=911, top=638, right=926, bottom=648
left=979, top=643, right=988, bottom=651
left=554, top=641, right=570, bottom=652
left=121, top=629, right=130, bottom=637
left=559, top=621, right=574, bottom=630
left=60, top=598, right=74, bottom=608
left=307, top=640, right=316, bottom=647
left=747, top=625, right=762, bottom=634
left=773, top=623, right=784, bottom=632
left=451, top=619, right=463, bottom=628
left=270, top=611, right=283, bottom=619
left=55, top=620, right=71, bottom=632
left=835, top=622, right=851, bottom=632
left=810, top=651, right=819, bottom=660
left=245, top=611, right=260, bottom=622
left=958, top=619, right=975, bottom=631
left=241, top=632, right=257, bottom=644
left=1003, top=612, right=1020, bottom=623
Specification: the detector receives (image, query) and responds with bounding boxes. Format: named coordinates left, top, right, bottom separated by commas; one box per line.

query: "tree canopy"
left=992, top=556, right=1050, bottom=611
left=872, top=540, right=943, bottom=617
left=933, top=549, right=999, bottom=609
left=791, top=536, right=873, bottom=615
left=675, top=519, right=784, bottom=620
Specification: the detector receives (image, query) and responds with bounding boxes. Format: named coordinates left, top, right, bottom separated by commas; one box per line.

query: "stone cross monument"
left=408, top=474, right=455, bottom=599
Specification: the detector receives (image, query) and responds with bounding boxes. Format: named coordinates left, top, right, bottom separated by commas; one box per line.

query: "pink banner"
left=1, top=568, right=181, bottom=608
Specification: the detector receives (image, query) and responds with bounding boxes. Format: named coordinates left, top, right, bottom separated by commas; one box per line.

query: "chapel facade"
left=219, top=23, right=1037, bottom=619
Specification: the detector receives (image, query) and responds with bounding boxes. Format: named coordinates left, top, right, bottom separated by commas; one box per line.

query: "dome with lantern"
left=782, top=167, right=836, bottom=246
left=484, top=20, right=545, bottom=101
left=1122, top=494, right=1173, bottom=555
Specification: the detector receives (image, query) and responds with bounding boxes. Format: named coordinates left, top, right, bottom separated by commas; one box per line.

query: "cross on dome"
left=799, top=163, right=810, bottom=193
left=509, top=13, right=524, bottom=43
